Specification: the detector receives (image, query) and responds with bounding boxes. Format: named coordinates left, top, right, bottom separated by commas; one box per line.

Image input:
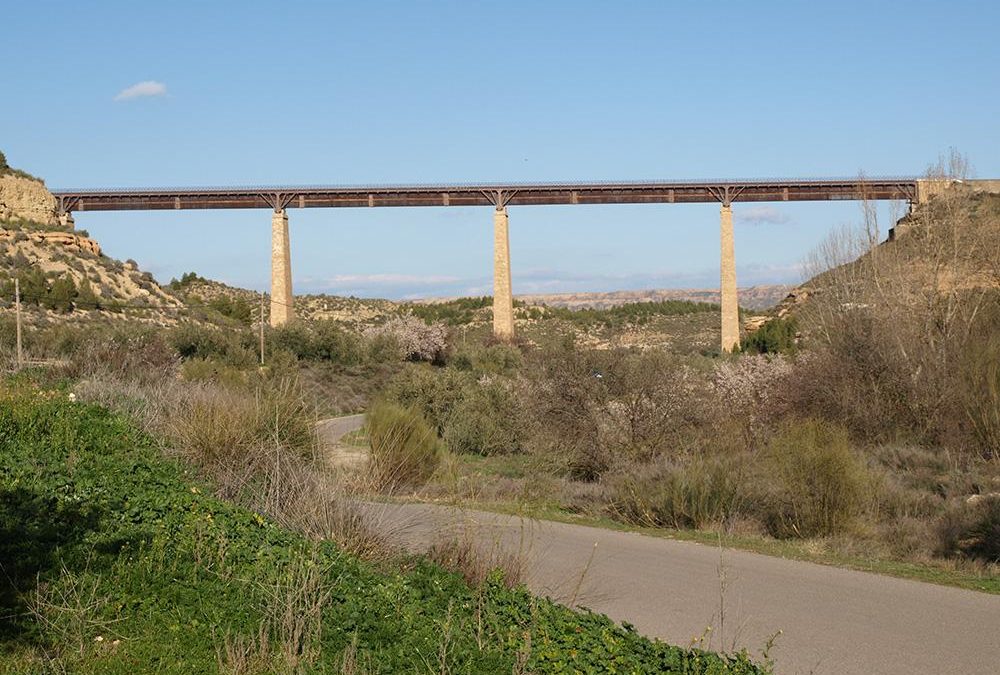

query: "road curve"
left=316, top=414, right=365, bottom=446
left=365, top=501, right=1000, bottom=675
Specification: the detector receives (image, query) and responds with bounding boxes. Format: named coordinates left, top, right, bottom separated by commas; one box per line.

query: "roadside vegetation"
left=1, top=382, right=763, bottom=673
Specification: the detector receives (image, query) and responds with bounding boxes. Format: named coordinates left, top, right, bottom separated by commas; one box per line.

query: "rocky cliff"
left=0, top=174, right=57, bottom=225
left=0, top=229, right=101, bottom=256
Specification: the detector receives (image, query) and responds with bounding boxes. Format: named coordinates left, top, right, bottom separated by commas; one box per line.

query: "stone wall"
left=0, top=174, right=57, bottom=225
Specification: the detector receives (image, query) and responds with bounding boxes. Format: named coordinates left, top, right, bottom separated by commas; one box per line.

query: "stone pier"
left=720, top=203, right=739, bottom=352
left=270, top=209, right=294, bottom=327
left=492, top=207, right=514, bottom=339
left=57, top=212, right=75, bottom=229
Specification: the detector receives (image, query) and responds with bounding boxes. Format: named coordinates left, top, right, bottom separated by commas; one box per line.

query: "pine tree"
left=77, top=278, right=100, bottom=311
left=45, top=275, right=78, bottom=313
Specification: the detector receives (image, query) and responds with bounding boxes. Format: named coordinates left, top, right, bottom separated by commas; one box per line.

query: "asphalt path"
left=316, top=414, right=365, bottom=446
left=319, top=416, right=1000, bottom=674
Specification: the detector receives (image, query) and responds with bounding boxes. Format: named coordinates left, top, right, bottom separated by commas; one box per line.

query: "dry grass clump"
left=936, top=496, right=1000, bottom=564
left=162, top=378, right=316, bottom=468
left=63, top=325, right=179, bottom=385
left=366, top=400, right=442, bottom=489
left=426, top=531, right=524, bottom=589
left=609, top=454, right=748, bottom=531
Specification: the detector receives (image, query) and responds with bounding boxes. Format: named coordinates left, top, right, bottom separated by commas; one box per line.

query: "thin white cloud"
left=114, top=80, right=167, bottom=101
left=737, top=205, right=790, bottom=225
left=318, top=273, right=461, bottom=286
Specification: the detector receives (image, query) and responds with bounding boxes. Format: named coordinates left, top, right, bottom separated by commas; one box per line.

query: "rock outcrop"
left=0, top=174, right=57, bottom=225
left=0, top=228, right=101, bottom=256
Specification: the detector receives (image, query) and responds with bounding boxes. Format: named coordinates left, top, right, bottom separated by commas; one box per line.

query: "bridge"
left=51, top=177, right=938, bottom=352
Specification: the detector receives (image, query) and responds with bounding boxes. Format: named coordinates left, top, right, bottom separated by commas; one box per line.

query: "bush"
left=381, top=364, right=475, bottom=434
left=524, top=344, right=707, bottom=478
left=366, top=401, right=441, bottom=488
left=936, top=496, right=1000, bottom=563
left=451, top=342, right=524, bottom=375
left=408, top=296, right=491, bottom=325
left=207, top=295, right=253, bottom=325
left=741, top=317, right=798, bottom=354
left=169, top=323, right=256, bottom=366
left=270, top=320, right=364, bottom=365
left=610, top=456, right=747, bottom=530
left=961, top=328, right=1000, bottom=461
left=63, top=327, right=178, bottom=385
left=180, top=358, right=248, bottom=387
left=443, top=376, right=524, bottom=456
left=758, top=419, right=875, bottom=538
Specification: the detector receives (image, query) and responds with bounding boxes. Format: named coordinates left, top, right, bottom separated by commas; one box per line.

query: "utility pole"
left=259, top=291, right=265, bottom=366
left=14, top=277, right=23, bottom=370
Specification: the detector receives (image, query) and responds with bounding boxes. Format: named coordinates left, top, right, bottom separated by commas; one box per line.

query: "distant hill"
left=512, top=285, right=792, bottom=311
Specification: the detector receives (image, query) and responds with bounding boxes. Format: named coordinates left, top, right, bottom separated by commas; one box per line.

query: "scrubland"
left=3, top=168, right=999, bottom=672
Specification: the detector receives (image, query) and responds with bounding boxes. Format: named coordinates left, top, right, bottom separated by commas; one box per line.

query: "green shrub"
left=451, top=342, right=524, bottom=375
left=961, top=328, right=1000, bottom=461
left=408, top=296, right=491, bottom=325
left=443, top=377, right=524, bottom=455
left=759, top=419, right=874, bottom=538
left=270, top=320, right=363, bottom=365
left=180, top=358, right=248, bottom=387
left=169, top=323, right=256, bottom=366
left=610, top=456, right=747, bottom=530
left=936, top=496, right=1000, bottom=563
left=207, top=294, right=253, bottom=325
left=741, top=317, right=798, bottom=354
left=381, top=364, right=475, bottom=434
left=367, top=401, right=441, bottom=488
left=542, top=299, right=718, bottom=329
left=364, top=332, right=403, bottom=364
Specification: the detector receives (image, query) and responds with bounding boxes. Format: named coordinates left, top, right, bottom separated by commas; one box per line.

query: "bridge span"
left=51, top=177, right=934, bottom=352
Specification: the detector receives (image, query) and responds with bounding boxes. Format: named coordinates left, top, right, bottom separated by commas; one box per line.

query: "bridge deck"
left=52, top=178, right=919, bottom=212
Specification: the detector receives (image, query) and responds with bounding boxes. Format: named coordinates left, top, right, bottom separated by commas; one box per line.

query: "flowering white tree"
left=365, top=316, right=448, bottom=362
left=712, top=354, right=793, bottom=447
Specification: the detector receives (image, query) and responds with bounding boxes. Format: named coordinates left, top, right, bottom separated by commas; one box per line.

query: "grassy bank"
left=0, top=383, right=764, bottom=673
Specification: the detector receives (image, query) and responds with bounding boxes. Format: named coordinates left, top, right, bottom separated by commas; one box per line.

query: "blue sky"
left=3, top=1, right=998, bottom=298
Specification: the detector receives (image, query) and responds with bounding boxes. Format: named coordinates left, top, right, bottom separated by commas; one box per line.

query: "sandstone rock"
left=743, top=315, right=769, bottom=333
left=965, top=493, right=1000, bottom=506
left=0, top=228, right=101, bottom=256
left=0, top=174, right=57, bottom=225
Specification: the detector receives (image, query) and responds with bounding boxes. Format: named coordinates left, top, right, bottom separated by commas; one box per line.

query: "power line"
left=0, top=288, right=297, bottom=312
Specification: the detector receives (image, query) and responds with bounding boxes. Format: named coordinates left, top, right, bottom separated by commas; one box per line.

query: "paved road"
left=320, top=417, right=1000, bottom=673
left=363, top=501, right=1000, bottom=674
left=316, top=414, right=365, bottom=446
